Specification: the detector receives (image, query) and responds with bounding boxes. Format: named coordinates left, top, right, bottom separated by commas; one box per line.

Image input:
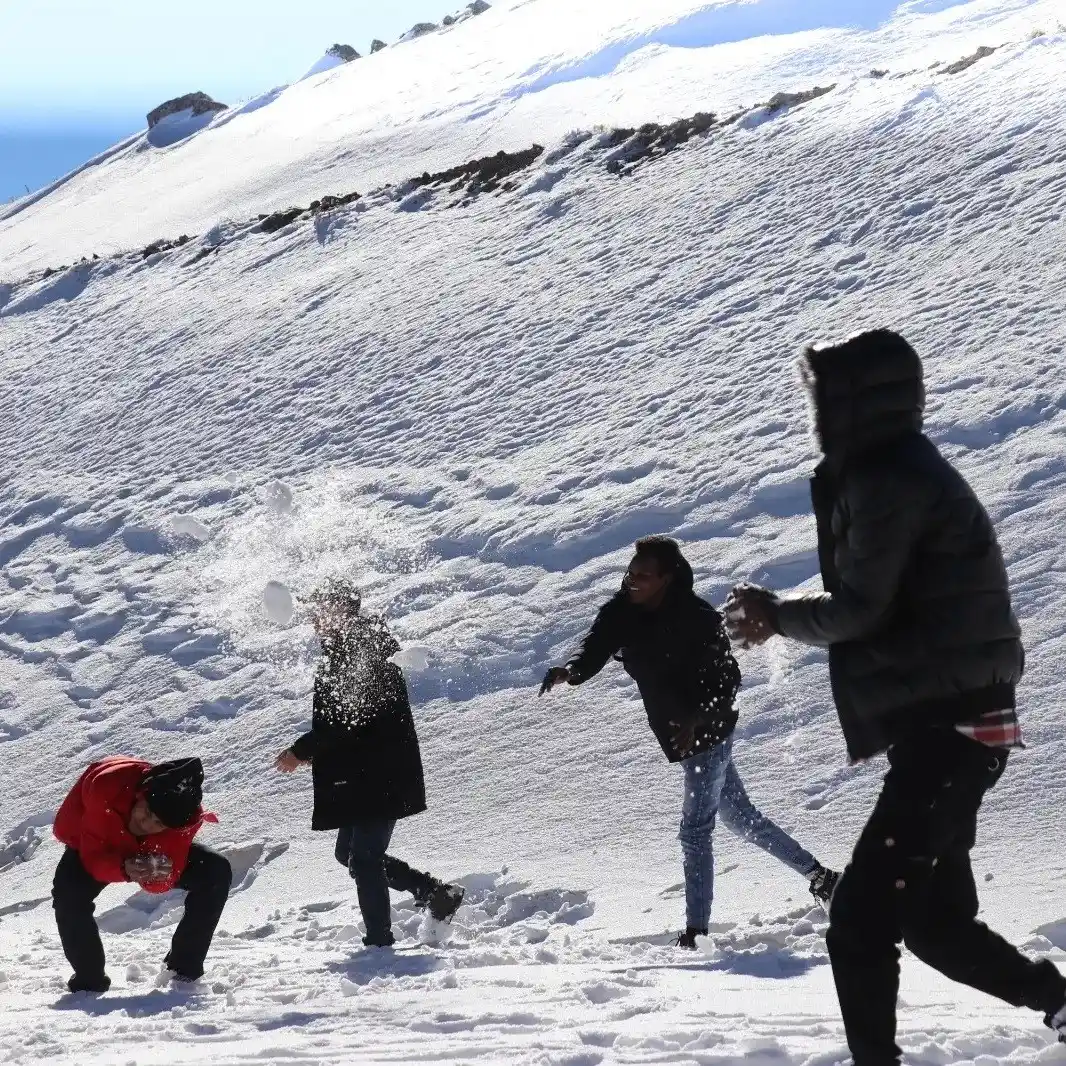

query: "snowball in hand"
left=390, top=646, right=432, bottom=673
left=264, top=581, right=295, bottom=625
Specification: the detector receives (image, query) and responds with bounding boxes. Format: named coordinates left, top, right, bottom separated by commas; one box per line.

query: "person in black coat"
left=726, top=329, right=1066, bottom=1062
left=541, top=536, right=836, bottom=948
left=275, top=578, right=463, bottom=946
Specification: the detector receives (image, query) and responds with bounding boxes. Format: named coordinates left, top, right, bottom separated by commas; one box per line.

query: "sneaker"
left=675, top=927, right=707, bottom=950
left=1044, top=1002, right=1066, bottom=1044
left=67, top=973, right=110, bottom=994
left=163, top=954, right=202, bottom=982
left=427, top=882, right=465, bottom=923
left=808, top=866, right=841, bottom=909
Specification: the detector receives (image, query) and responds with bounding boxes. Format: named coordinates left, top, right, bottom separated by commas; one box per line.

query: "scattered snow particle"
left=264, top=581, right=295, bottom=625
left=126, top=963, right=144, bottom=983
left=224, top=472, right=239, bottom=486
left=390, top=646, right=432, bottom=672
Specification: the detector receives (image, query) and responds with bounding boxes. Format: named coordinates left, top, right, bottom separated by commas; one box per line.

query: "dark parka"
left=291, top=616, right=427, bottom=830
left=775, top=330, right=1023, bottom=762
left=566, top=581, right=741, bottom=763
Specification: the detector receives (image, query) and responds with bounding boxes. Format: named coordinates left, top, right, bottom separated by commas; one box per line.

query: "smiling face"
left=128, top=795, right=167, bottom=837
left=623, top=553, right=673, bottom=608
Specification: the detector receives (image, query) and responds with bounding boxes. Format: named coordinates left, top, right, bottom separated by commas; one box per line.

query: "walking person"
left=540, top=536, right=837, bottom=949
left=275, top=578, right=464, bottom=948
left=52, top=756, right=231, bottom=993
left=725, top=329, right=1066, bottom=1062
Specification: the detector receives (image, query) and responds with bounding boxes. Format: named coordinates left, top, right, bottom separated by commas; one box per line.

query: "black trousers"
left=52, top=845, right=232, bottom=982
left=334, top=821, right=436, bottom=943
left=827, top=729, right=1065, bottom=1065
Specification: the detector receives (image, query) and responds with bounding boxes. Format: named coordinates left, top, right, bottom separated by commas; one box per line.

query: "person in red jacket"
left=52, top=756, right=231, bottom=993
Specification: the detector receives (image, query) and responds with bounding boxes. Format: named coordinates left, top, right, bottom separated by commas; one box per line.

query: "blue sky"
left=0, top=0, right=452, bottom=201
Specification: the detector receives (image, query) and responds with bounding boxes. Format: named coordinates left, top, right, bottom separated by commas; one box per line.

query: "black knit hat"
left=141, top=758, right=204, bottom=829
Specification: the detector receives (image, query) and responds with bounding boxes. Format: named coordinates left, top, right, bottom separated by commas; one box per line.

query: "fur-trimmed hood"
left=799, top=328, right=925, bottom=457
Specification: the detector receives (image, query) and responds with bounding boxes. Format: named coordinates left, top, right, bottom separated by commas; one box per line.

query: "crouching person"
left=52, top=756, right=231, bottom=994
left=275, top=579, right=464, bottom=948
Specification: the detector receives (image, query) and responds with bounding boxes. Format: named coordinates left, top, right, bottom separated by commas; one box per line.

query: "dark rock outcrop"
left=370, top=39, right=387, bottom=53
left=259, top=208, right=305, bottom=233
left=940, top=45, right=998, bottom=76
left=327, top=43, right=360, bottom=62
left=147, top=92, right=226, bottom=129
left=409, top=145, right=544, bottom=198
left=401, top=22, right=438, bottom=41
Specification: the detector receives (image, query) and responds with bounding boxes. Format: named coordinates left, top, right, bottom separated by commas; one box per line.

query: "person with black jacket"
left=275, top=578, right=464, bottom=947
left=541, top=536, right=837, bottom=949
left=726, top=329, right=1066, bottom=1063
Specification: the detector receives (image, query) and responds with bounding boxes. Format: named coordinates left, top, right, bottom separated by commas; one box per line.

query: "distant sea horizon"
left=0, top=124, right=140, bottom=205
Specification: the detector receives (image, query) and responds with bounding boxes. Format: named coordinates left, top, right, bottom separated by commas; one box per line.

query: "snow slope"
left=0, top=0, right=1061, bottom=275
left=3, top=1, right=1066, bottom=1063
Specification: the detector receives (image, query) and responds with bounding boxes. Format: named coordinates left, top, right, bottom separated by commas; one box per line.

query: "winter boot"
left=427, top=882, right=465, bottom=923
left=163, top=953, right=202, bottom=983
left=67, top=972, right=110, bottom=994
left=808, top=866, right=840, bottom=909
left=675, top=927, right=706, bottom=950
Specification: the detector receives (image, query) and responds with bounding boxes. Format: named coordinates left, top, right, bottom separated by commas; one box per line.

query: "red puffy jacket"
left=53, top=756, right=217, bottom=894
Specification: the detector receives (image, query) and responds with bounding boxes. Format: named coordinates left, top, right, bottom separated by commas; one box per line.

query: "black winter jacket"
left=566, top=587, right=741, bottom=762
left=776, top=332, right=1023, bottom=761
left=291, top=617, right=427, bottom=830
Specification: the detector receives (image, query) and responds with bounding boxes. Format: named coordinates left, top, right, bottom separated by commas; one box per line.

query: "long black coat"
left=566, top=587, right=741, bottom=762
left=776, top=332, right=1023, bottom=761
left=291, top=617, right=427, bottom=830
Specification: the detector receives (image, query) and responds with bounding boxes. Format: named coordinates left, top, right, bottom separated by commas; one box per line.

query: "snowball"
left=264, top=581, right=295, bottom=625
left=263, top=481, right=293, bottom=513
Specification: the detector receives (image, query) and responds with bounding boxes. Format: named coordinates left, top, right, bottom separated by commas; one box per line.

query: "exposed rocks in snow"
left=410, top=145, right=544, bottom=198
left=400, top=22, right=439, bottom=42
left=370, top=39, right=387, bottom=53
left=259, top=207, right=305, bottom=234
left=940, top=45, right=999, bottom=76
left=141, top=234, right=191, bottom=259
left=603, top=113, right=717, bottom=175
left=764, top=84, right=837, bottom=115
left=146, top=92, right=226, bottom=130
left=327, top=43, right=360, bottom=62
left=309, top=191, right=362, bottom=214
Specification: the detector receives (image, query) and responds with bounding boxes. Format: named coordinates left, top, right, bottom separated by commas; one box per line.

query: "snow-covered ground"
left=3, top=1, right=1066, bottom=1062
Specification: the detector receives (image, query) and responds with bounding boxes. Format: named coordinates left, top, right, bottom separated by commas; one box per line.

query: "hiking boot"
left=163, top=953, right=202, bottom=982
left=808, top=866, right=840, bottom=909
left=428, top=882, right=465, bottom=923
left=675, top=926, right=706, bottom=950
left=67, top=973, right=110, bottom=994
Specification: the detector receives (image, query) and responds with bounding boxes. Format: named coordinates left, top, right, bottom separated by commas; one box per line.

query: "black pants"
left=52, top=845, right=232, bottom=982
left=334, top=821, right=437, bottom=943
left=828, top=729, right=1065, bottom=1065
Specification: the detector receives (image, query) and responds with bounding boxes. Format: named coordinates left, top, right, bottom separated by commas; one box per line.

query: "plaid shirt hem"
left=956, top=708, right=1023, bottom=750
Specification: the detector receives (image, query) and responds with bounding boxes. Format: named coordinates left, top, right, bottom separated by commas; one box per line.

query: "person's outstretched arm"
left=539, top=600, right=623, bottom=695
left=775, top=465, right=930, bottom=646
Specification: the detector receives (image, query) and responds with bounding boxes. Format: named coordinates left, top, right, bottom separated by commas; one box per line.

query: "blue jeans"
left=679, top=735, right=819, bottom=930
left=335, top=821, right=436, bottom=943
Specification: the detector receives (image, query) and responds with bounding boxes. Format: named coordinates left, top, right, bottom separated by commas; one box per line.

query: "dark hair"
left=633, top=536, right=694, bottom=592
left=308, top=577, right=362, bottom=613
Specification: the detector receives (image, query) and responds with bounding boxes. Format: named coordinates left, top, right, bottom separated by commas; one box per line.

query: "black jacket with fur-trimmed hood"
left=566, top=566, right=741, bottom=762
left=774, top=329, right=1023, bottom=762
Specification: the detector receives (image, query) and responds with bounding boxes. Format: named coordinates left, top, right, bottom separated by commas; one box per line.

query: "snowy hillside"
left=3, top=1, right=1066, bottom=1063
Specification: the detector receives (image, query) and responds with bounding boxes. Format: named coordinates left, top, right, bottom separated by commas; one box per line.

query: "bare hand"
left=724, top=584, right=779, bottom=649
left=538, top=667, right=571, bottom=696
left=670, top=719, right=698, bottom=758
left=125, top=854, right=171, bottom=884
left=274, top=749, right=307, bottom=773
